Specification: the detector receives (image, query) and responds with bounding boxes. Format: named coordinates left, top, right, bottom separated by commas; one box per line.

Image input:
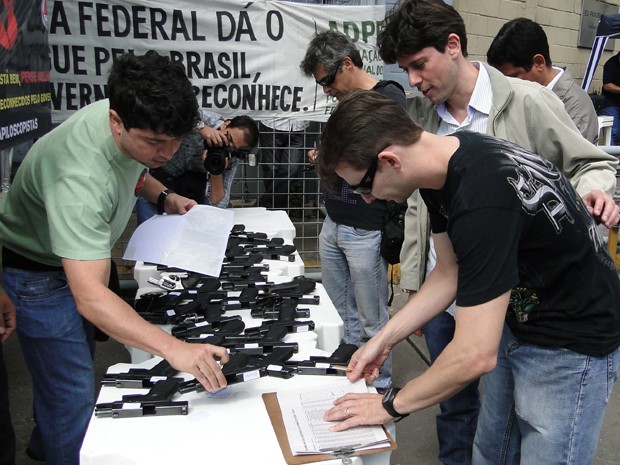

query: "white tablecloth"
left=81, top=357, right=393, bottom=465
left=229, top=207, right=296, bottom=242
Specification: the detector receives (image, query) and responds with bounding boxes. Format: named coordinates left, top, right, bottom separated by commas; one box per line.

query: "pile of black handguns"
left=95, top=224, right=358, bottom=419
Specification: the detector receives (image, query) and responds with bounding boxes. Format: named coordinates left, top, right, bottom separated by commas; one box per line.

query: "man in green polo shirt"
left=0, top=51, right=229, bottom=465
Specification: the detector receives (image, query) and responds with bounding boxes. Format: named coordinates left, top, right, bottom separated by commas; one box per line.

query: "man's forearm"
left=393, top=336, right=491, bottom=414
left=62, top=258, right=183, bottom=359
left=379, top=261, right=458, bottom=348
left=392, top=292, right=509, bottom=416
left=603, top=82, right=620, bottom=94
left=73, top=282, right=183, bottom=359
left=209, top=174, right=225, bottom=205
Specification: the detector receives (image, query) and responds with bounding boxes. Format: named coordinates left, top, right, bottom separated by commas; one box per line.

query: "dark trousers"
left=0, top=341, right=15, bottom=465
left=424, top=311, right=479, bottom=465
left=258, top=122, right=305, bottom=210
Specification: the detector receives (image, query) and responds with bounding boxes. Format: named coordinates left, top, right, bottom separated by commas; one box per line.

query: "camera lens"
left=204, top=148, right=228, bottom=175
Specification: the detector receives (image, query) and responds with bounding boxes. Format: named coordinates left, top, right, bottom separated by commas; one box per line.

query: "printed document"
left=123, top=205, right=234, bottom=277
left=276, top=379, right=389, bottom=455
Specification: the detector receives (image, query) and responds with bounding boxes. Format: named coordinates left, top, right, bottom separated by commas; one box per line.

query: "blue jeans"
left=600, top=105, right=620, bottom=145
left=136, top=197, right=158, bottom=226
left=3, top=268, right=95, bottom=465
left=473, top=325, right=620, bottom=465
left=424, top=311, right=479, bottom=465
left=319, top=215, right=392, bottom=389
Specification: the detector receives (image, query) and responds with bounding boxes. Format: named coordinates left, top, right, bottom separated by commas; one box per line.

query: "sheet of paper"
left=123, top=205, right=234, bottom=277
left=276, top=379, right=389, bottom=455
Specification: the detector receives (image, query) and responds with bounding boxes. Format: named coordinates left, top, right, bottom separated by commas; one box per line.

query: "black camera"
left=203, top=141, right=250, bottom=175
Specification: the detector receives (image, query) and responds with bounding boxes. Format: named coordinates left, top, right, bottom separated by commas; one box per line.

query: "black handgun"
left=263, top=276, right=317, bottom=298
left=285, top=343, right=359, bottom=376
left=244, top=303, right=315, bottom=336
left=95, top=378, right=188, bottom=418
left=244, top=319, right=315, bottom=336
left=184, top=324, right=294, bottom=355
left=178, top=352, right=266, bottom=393
left=220, top=287, right=260, bottom=311
left=172, top=317, right=245, bottom=340
left=223, top=253, right=264, bottom=266
left=246, top=347, right=297, bottom=379
left=253, top=245, right=297, bottom=262
left=250, top=300, right=311, bottom=320
left=101, top=359, right=181, bottom=389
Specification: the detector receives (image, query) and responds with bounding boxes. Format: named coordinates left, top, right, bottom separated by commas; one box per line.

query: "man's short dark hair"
left=487, top=18, right=552, bottom=70
left=300, top=30, right=363, bottom=77
left=228, top=115, right=260, bottom=149
left=107, top=51, right=198, bottom=138
left=378, top=0, right=468, bottom=64
left=318, top=90, right=422, bottom=192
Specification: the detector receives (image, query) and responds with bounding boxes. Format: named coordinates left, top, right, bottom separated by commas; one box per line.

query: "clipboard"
left=262, top=392, right=397, bottom=464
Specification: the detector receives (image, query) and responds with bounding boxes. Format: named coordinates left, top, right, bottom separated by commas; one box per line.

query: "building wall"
left=454, top=0, right=620, bottom=92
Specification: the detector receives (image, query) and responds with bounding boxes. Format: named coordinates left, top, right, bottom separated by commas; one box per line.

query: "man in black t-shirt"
left=602, top=51, right=620, bottom=145
left=316, top=90, right=620, bottom=465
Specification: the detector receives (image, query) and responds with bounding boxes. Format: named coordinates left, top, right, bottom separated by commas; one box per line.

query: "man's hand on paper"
left=0, top=291, right=16, bottom=342
left=164, top=192, right=197, bottom=215
left=324, top=392, right=391, bottom=432
left=166, top=341, right=230, bottom=392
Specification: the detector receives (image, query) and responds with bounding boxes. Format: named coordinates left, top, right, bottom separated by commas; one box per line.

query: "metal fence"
left=230, top=120, right=325, bottom=264
left=113, top=120, right=326, bottom=278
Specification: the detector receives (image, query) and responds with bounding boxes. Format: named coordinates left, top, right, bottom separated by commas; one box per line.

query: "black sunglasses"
left=316, top=60, right=342, bottom=87
left=349, top=157, right=378, bottom=195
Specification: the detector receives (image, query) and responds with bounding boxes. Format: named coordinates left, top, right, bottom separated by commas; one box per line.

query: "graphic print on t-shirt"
left=502, top=143, right=573, bottom=233
left=499, top=139, right=604, bottom=250
left=492, top=138, right=606, bottom=322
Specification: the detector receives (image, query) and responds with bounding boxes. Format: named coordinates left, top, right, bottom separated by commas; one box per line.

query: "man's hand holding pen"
left=345, top=339, right=391, bottom=385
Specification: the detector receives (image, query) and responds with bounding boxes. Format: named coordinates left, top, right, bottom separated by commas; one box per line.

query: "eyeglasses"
left=349, top=157, right=378, bottom=195
left=316, top=61, right=342, bottom=87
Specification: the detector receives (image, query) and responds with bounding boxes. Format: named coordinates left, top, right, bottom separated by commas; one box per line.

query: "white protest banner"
left=48, top=0, right=386, bottom=124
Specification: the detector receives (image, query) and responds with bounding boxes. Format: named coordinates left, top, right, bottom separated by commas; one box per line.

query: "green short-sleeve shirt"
left=0, top=99, right=145, bottom=267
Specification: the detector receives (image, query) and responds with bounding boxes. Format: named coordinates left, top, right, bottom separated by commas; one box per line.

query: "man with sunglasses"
left=136, top=110, right=259, bottom=224
left=300, top=30, right=406, bottom=392
left=318, top=88, right=620, bottom=465
left=376, top=2, right=620, bottom=464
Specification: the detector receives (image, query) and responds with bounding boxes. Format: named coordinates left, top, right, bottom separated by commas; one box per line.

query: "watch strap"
left=381, top=387, right=409, bottom=422
left=157, top=189, right=173, bottom=215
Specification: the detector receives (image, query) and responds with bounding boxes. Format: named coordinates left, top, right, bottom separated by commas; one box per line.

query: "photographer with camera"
left=136, top=110, right=259, bottom=224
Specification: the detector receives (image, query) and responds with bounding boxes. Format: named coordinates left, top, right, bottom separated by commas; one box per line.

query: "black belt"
left=2, top=246, right=63, bottom=272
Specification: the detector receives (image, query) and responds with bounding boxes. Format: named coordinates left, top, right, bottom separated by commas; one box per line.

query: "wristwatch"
left=381, top=387, right=409, bottom=422
left=195, top=120, right=205, bottom=131
left=157, top=189, right=173, bottom=214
